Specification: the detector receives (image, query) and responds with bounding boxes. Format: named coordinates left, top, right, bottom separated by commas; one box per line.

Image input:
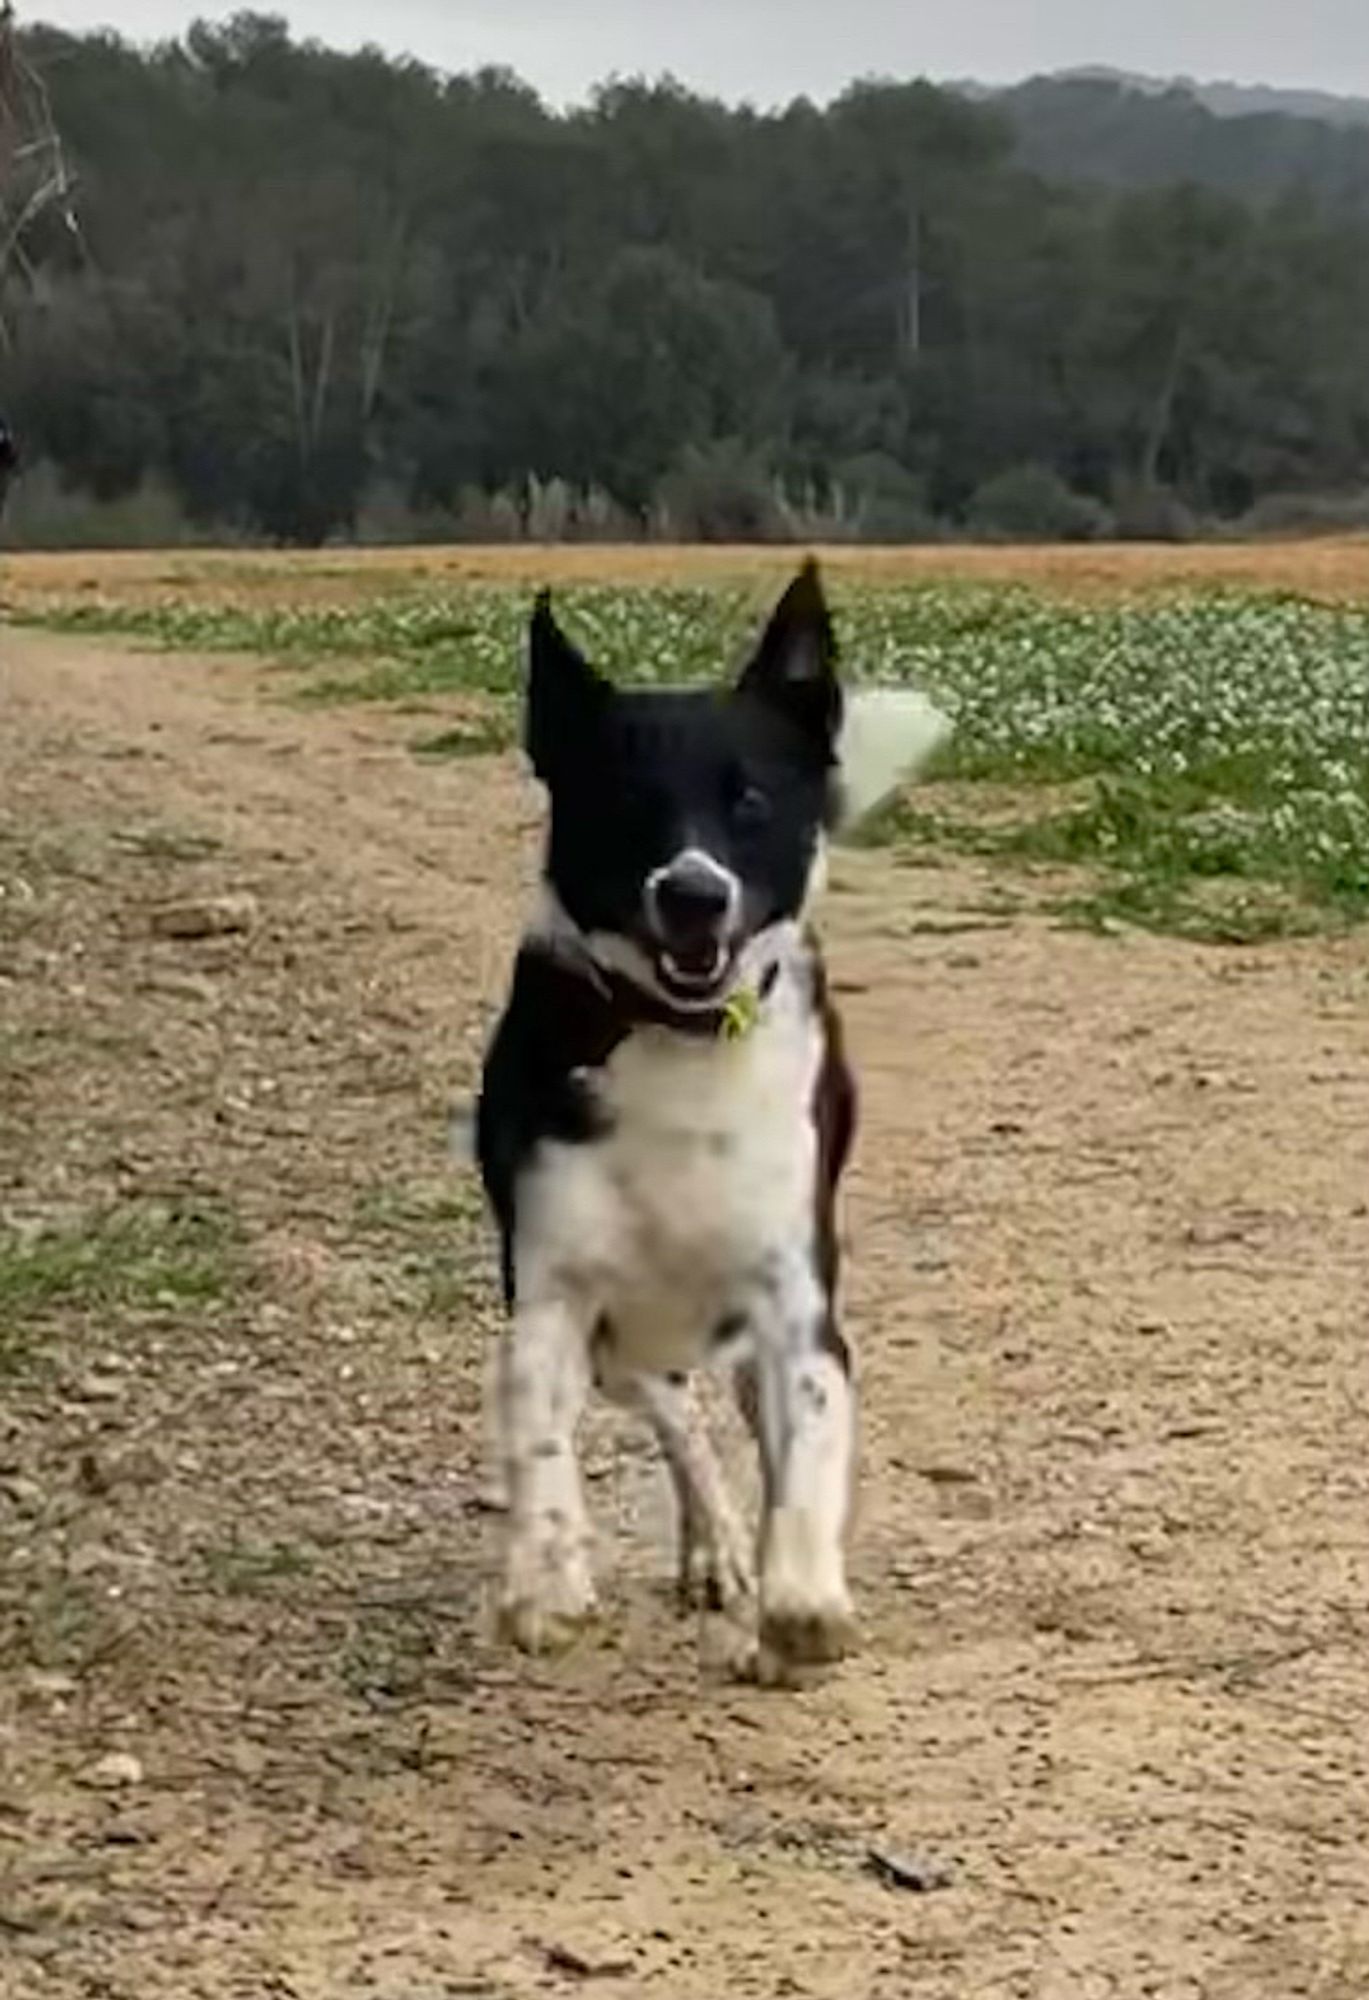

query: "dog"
left=475, top=560, right=942, bottom=1678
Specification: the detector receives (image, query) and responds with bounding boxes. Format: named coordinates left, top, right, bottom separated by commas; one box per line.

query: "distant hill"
left=954, top=70, right=1369, bottom=204
left=957, top=66, right=1369, bottom=130
left=1053, top=67, right=1369, bottom=128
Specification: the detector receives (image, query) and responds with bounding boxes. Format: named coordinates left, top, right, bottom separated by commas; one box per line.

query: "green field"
left=24, top=577, right=1369, bottom=941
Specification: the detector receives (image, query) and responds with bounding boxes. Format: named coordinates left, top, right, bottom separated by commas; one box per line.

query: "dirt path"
left=2, top=626, right=1368, bottom=2000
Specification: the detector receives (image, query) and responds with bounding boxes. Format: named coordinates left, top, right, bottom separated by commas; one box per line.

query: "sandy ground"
left=2, top=621, right=1368, bottom=1999
left=5, top=533, right=1369, bottom=610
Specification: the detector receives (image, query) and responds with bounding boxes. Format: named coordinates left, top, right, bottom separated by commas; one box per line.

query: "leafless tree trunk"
left=359, top=213, right=407, bottom=423
left=902, top=206, right=922, bottom=357
left=1141, top=322, right=1188, bottom=489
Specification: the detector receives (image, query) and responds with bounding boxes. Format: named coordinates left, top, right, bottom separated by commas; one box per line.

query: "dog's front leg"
left=750, top=1261, right=856, bottom=1675
left=499, top=1295, right=597, bottom=1653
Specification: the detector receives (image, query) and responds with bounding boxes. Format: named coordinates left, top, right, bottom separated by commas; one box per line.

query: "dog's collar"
left=592, top=957, right=779, bottom=1042
left=554, top=947, right=779, bottom=1042
left=533, top=896, right=785, bottom=1042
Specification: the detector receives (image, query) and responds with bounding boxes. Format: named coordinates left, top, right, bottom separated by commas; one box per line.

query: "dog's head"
left=526, top=561, right=841, bottom=1011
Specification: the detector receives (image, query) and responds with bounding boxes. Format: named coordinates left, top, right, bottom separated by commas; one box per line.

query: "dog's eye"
left=729, top=781, right=771, bottom=829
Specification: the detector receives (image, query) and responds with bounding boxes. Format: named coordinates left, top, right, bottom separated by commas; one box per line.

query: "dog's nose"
left=647, top=854, right=737, bottom=941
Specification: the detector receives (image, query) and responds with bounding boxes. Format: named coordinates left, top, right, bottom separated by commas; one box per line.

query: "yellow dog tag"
left=720, top=986, right=762, bottom=1042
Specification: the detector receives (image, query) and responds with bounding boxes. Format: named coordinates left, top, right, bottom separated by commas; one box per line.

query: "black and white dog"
left=477, top=561, right=938, bottom=1677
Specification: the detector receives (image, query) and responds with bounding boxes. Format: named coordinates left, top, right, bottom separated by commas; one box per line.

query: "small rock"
left=866, top=1847, right=955, bottom=1894
left=77, top=1451, right=110, bottom=1495
left=84, top=1751, right=144, bottom=1790
left=149, top=893, right=258, bottom=940
left=138, top=972, right=220, bottom=1004
left=25, top=1670, right=80, bottom=1700
left=0, top=1474, right=44, bottom=1512
left=101, top=1445, right=167, bottom=1492
left=70, top=1372, right=125, bottom=1404
left=541, top=1941, right=633, bottom=1979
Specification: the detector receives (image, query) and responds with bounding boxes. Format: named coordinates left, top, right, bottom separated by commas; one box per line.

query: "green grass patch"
left=201, top=1536, right=316, bottom=1597
left=1050, top=878, right=1330, bottom=944
left=0, top=1200, right=241, bottom=1369
left=351, top=1177, right=480, bottom=1238
left=878, top=749, right=1369, bottom=940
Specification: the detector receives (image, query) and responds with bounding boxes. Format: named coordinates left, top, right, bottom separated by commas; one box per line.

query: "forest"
left=4, top=11, right=1369, bottom=544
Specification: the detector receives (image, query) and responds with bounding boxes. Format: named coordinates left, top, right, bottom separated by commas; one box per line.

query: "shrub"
left=1110, top=477, right=1200, bottom=543
left=967, top=463, right=1112, bottom=543
left=1237, top=489, right=1369, bottom=538
left=352, top=478, right=462, bottom=545
left=655, top=439, right=784, bottom=542
left=834, top=452, right=939, bottom=542
left=1, top=459, right=229, bottom=549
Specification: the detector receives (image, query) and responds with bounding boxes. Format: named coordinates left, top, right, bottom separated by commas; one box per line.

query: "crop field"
left=2, top=543, right=1369, bottom=1998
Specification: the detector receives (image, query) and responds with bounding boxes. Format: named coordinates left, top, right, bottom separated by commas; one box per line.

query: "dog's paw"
left=725, top=1597, right=856, bottom=1688
left=499, top=1537, right=597, bottom=1655
left=678, top=1512, right=755, bottom=1614
left=756, top=1506, right=855, bottom=1680
left=757, top=1595, right=856, bottom=1676
left=498, top=1592, right=599, bottom=1656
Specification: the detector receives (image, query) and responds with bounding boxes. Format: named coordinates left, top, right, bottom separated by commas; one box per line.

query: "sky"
left=26, top=0, right=1369, bottom=107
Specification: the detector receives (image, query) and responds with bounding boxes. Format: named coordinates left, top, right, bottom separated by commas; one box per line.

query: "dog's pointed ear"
left=526, top=590, right=608, bottom=778
left=735, top=558, right=841, bottom=754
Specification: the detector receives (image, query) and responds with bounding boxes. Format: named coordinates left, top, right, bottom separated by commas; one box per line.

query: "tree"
left=6, top=18, right=1369, bottom=541
left=479, top=247, right=786, bottom=516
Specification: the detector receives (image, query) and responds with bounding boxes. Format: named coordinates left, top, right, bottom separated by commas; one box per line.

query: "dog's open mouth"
left=653, top=939, right=737, bottom=1004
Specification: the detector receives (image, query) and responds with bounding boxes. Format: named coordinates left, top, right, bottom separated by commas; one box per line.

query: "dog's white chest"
left=523, top=981, right=822, bottom=1372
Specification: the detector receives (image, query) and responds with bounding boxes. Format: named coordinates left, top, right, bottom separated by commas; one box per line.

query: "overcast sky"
left=28, top=0, right=1369, bottom=106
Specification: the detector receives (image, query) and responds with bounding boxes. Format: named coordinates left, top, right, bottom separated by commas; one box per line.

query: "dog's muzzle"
left=644, top=852, right=741, bottom=998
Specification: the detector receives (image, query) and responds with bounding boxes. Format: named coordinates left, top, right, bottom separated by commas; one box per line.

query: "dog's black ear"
left=526, top=591, right=608, bottom=778
left=735, top=558, right=841, bottom=754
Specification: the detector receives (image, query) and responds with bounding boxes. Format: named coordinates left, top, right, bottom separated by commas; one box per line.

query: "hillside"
left=979, top=71, right=1369, bottom=200
left=1052, top=67, right=1369, bottom=128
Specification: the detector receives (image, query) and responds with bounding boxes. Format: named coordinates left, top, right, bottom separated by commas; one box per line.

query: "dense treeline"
left=4, top=13, right=1369, bottom=544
